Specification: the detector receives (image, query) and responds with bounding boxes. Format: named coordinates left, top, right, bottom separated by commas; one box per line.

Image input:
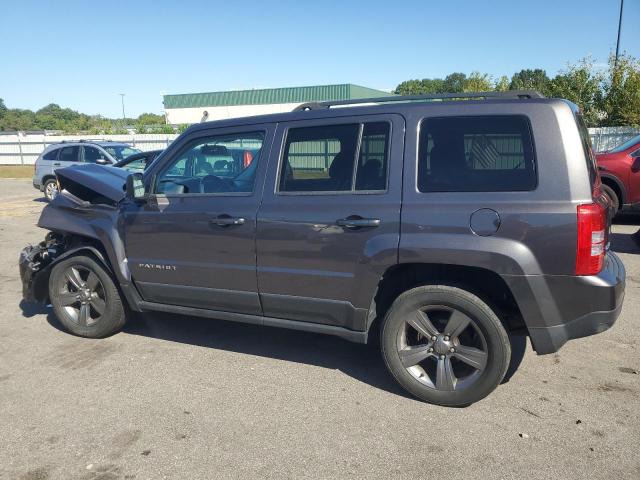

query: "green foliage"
left=443, top=73, right=467, bottom=93
left=464, top=72, right=493, bottom=92
left=0, top=102, right=169, bottom=133
left=509, top=69, right=551, bottom=94
left=548, top=57, right=604, bottom=126
left=393, top=53, right=640, bottom=127
left=494, top=75, right=510, bottom=92
left=600, top=53, right=640, bottom=127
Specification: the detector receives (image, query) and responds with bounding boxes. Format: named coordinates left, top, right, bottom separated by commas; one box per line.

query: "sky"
left=0, top=0, right=638, bottom=118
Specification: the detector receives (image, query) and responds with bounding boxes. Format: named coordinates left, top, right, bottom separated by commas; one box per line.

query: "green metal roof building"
left=163, top=84, right=391, bottom=124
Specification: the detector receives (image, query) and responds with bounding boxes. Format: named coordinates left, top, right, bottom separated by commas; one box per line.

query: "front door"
left=256, top=115, right=404, bottom=330
left=123, top=125, right=275, bottom=315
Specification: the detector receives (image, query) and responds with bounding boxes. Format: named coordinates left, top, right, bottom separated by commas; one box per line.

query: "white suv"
left=33, top=141, right=141, bottom=200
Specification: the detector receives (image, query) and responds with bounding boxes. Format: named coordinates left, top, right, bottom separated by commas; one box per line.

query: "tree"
left=548, top=58, right=604, bottom=127
left=394, top=78, right=445, bottom=95
left=464, top=72, right=493, bottom=92
left=600, top=53, right=640, bottom=127
left=0, top=98, right=6, bottom=115
left=494, top=75, right=510, bottom=91
left=509, top=69, right=550, bottom=94
left=443, top=73, right=467, bottom=93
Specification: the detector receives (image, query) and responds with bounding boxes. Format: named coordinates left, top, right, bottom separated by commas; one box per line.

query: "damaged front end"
left=19, top=232, right=67, bottom=303
left=20, top=165, right=133, bottom=304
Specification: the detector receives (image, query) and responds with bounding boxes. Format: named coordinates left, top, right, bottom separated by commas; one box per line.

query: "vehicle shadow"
left=34, top=306, right=526, bottom=400
left=19, top=299, right=50, bottom=318
left=123, top=311, right=413, bottom=399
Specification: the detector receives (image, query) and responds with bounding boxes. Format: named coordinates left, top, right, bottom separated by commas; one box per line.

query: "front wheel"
left=43, top=178, right=58, bottom=201
left=49, top=255, right=126, bottom=338
left=381, top=285, right=511, bottom=406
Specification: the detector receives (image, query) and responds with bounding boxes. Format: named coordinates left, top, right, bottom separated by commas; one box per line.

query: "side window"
left=121, top=158, right=147, bottom=173
left=279, top=122, right=390, bottom=193
left=83, top=146, right=109, bottom=163
left=418, top=116, right=536, bottom=192
left=42, top=148, right=59, bottom=161
left=355, top=122, right=390, bottom=191
left=57, top=146, right=80, bottom=163
left=155, top=132, right=264, bottom=195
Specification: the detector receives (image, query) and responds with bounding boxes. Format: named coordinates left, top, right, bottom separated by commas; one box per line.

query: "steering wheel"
left=201, top=175, right=233, bottom=193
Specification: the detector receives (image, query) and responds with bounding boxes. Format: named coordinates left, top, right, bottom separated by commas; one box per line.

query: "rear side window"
left=575, top=113, right=598, bottom=188
left=42, top=148, right=59, bottom=160
left=418, top=116, right=536, bottom=192
left=279, top=122, right=390, bottom=193
left=58, top=146, right=80, bottom=163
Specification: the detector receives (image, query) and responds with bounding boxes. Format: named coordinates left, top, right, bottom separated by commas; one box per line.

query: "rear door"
left=123, top=124, right=275, bottom=314
left=55, top=145, right=81, bottom=170
left=256, top=115, right=404, bottom=330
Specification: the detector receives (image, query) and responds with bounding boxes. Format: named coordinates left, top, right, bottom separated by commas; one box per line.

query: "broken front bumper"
left=19, top=244, right=50, bottom=302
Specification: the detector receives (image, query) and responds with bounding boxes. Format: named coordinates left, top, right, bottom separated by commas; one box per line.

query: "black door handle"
left=210, top=214, right=245, bottom=227
left=53, top=163, right=61, bottom=166
left=336, top=217, right=381, bottom=229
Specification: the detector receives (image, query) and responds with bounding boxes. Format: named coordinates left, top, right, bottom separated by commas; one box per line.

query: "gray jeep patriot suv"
left=19, top=91, right=626, bottom=406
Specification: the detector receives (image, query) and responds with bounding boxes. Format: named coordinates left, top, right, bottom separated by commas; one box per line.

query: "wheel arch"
left=366, top=262, right=527, bottom=341
left=600, top=173, right=626, bottom=205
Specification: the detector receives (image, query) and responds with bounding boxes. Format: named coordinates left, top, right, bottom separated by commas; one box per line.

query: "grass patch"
left=0, top=165, right=33, bottom=178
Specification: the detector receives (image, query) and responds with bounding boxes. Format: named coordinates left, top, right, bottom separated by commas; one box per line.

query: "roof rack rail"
left=293, top=90, right=545, bottom=111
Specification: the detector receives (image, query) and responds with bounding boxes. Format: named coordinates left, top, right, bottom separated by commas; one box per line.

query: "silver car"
left=33, top=141, right=141, bottom=200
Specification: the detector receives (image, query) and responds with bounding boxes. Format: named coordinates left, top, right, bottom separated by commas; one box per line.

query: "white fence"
left=0, top=127, right=639, bottom=165
left=0, top=133, right=179, bottom=165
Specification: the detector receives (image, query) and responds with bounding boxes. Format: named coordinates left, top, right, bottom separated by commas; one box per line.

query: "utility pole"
left=119, top=93, right=126, bottom=122
left=614, top=0, right=624, bottom=69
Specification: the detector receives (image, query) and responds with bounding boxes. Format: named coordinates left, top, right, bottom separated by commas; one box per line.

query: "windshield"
left=609, top=134, right=640, bottom=153
left=103, top=146, right=141, bottom=161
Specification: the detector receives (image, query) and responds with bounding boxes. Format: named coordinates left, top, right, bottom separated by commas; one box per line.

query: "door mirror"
left=631, top=156, right=640, bottom=173
left=125, top=173, right=147, bottom=201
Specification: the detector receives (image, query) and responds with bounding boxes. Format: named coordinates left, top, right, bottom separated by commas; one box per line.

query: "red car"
left=596, top=134, right=640, bottom=215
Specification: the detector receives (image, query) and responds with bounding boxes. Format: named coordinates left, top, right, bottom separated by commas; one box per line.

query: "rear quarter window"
left=42, top=148, right=59, bottom=160
left=418, top=115, right=536, bottom=192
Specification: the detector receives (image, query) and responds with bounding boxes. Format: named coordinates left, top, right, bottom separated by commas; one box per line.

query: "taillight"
left=576, top=202, right=607, bottom=275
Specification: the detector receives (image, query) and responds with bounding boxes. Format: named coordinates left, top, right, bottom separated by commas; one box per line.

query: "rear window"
left=575, top=113, right=598, bottom=188
left=42, top=148, right=59, bottom=160
left=58, top=146, right=80, bottom=163
left=418, top=115, right=536, bottom=192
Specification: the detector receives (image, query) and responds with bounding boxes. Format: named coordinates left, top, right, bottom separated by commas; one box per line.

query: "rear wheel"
left=601, top=184, right=619, bottom=218
left=43, top=178, right=58, bottom=201
left=49, top=255, right=126, bottom=338
left=381, top=285, right=511, bottom=406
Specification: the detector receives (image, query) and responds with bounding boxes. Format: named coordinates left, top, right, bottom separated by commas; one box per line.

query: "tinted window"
left=155, top=132, right=264, bottom=195
left=575, top=113, right=598, bottom=188
left=58, top=146, right=80, bottom=163
left=279, top=122, right=390, bottom=193
left=103, top=145, right=141, bottom=161
left=42, top=148, right=59, bottom=160
left=83, top=146, right=109, bottom=163
left=120, top=157, right=147, bottom=173
left=418, top=116, right=536, bottom=192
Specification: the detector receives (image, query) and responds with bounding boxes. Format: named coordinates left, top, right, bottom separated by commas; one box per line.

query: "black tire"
left=49, top=255, right=126, bottom=338
left=601, top=184, right=619, bottom=217
left=43, top=178, right=58, bottom=202
left=381, top=285, right=511, bottom=406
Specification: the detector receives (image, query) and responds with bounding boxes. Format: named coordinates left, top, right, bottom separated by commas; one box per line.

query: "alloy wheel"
left=56, top=265, right=106, bottom=327
left=396, top=305, right=488, bottom=391
left=45, top=181, right=58, bottom=200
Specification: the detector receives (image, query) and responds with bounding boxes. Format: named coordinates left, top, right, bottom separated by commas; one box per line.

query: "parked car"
left=33, top=141, right=141, bottom=201
left=114, top=149, right=163, bottom=173
left=19, top=91, right=625, bottom=406
left=596, top=134, right=640, bottom=216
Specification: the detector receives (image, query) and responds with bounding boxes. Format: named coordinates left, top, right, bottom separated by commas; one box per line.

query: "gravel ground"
left=1, top=179, right=639, bottom=480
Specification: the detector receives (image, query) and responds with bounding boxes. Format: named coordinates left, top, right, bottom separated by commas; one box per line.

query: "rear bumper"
left=504, top=252, right=625, bottom=354
left=32, top=178, right=42, bottom=190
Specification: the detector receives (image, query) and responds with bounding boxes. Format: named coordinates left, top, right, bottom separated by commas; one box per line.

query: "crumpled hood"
left=55, top=164, right=130, bottom=204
